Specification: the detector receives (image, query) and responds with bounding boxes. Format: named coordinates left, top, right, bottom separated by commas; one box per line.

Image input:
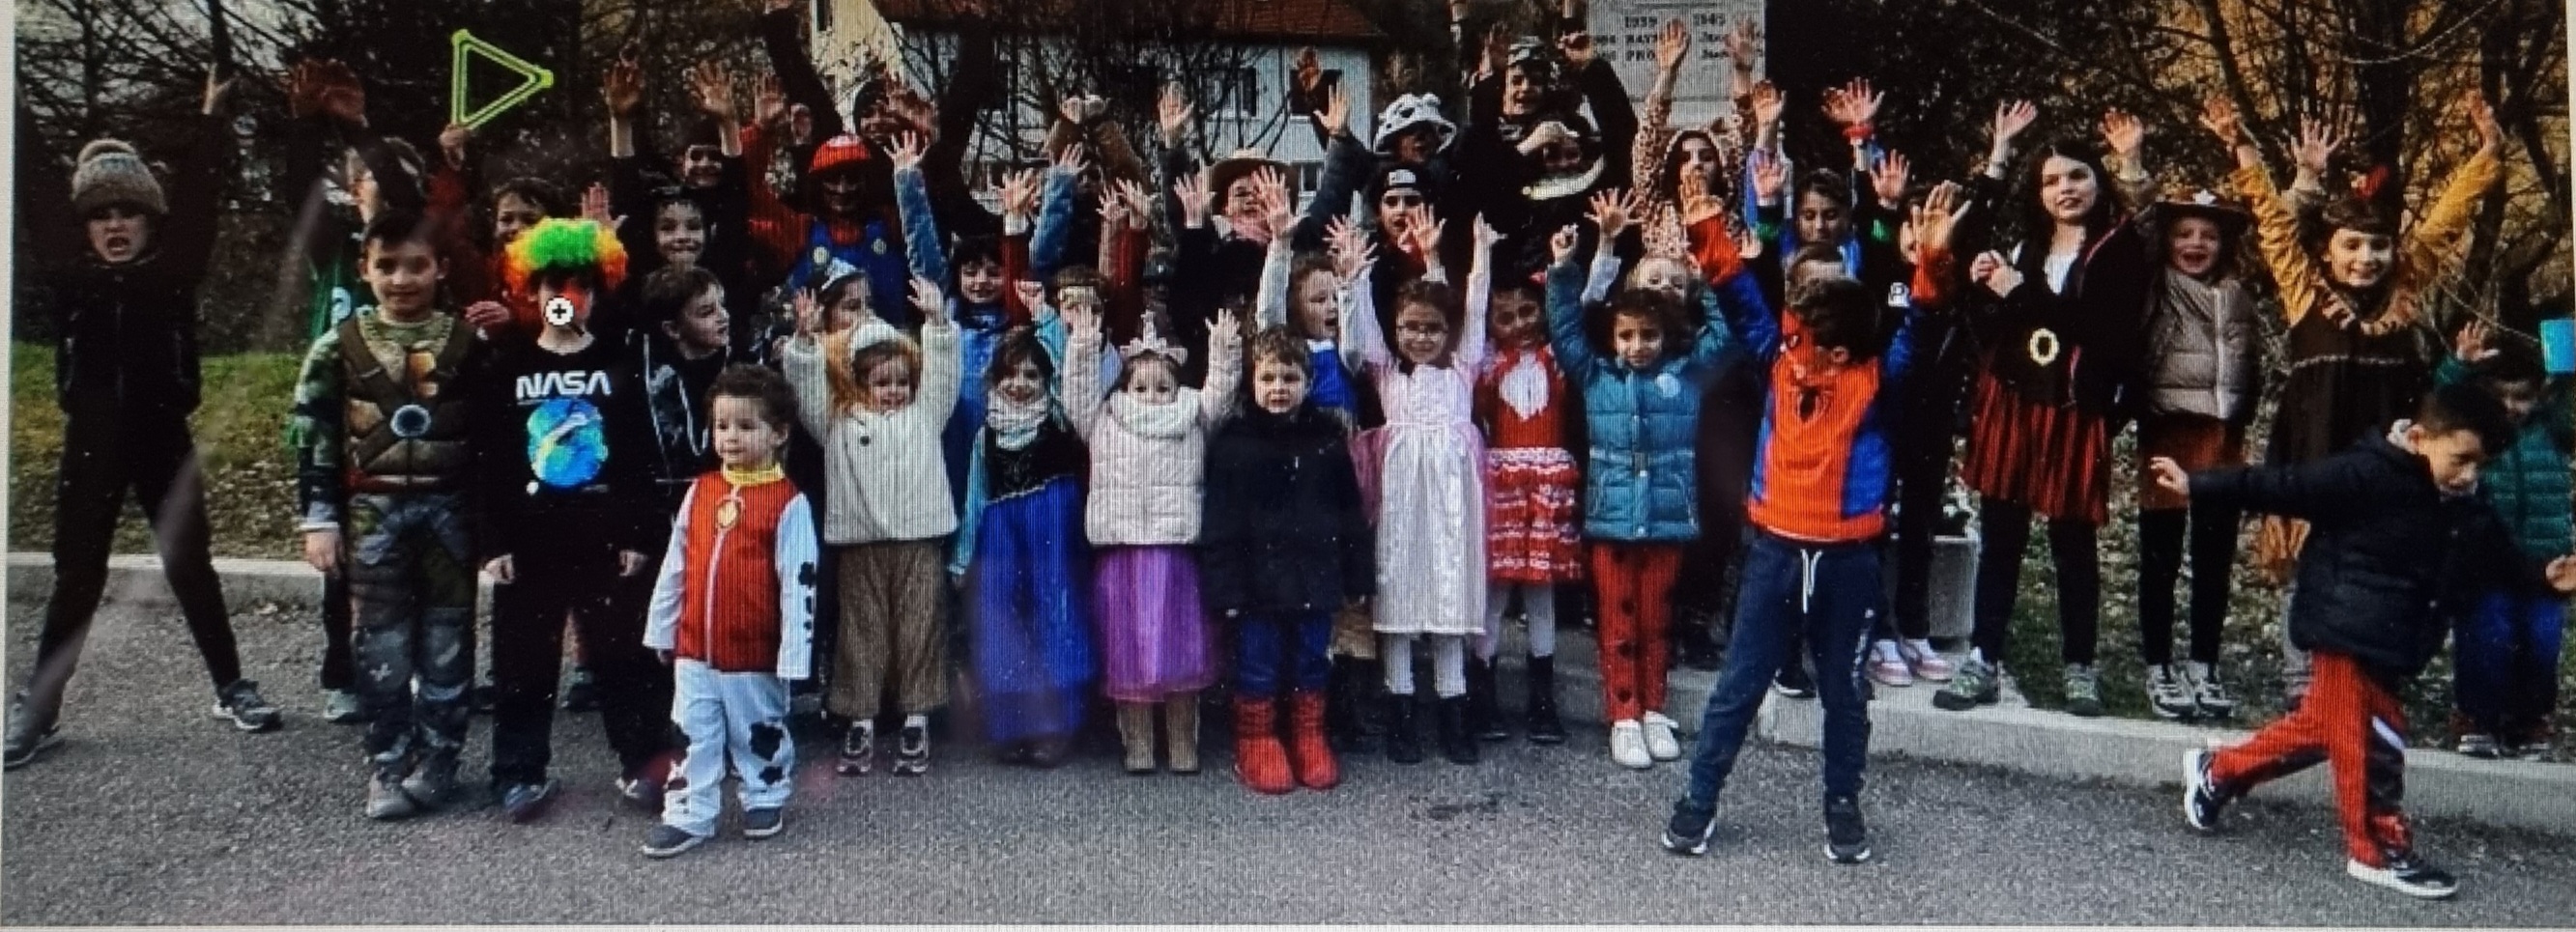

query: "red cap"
left=811, top=134, right=873, bottom=177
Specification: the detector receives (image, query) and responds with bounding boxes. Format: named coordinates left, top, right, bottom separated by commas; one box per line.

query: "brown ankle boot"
left=1163, top=693, right=1201, bottom=774
left=1117, top=703, right=1157, bottom=774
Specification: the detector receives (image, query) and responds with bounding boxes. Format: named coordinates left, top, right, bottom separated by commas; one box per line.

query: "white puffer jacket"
left=782, top=321, right=961, bottom=545
left=1064, top=325, right=1240, bottom=547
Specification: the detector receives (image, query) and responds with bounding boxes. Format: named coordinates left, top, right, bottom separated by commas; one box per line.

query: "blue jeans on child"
left=1677, top=532, right=1877, bottom=820
left=2453, top=590, right=2565, bottom=732
left=1236, top=611, right=1333, bottom=698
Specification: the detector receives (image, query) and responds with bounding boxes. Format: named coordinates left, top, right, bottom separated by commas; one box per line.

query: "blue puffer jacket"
left=1546, top=257, right=1735, bottom=542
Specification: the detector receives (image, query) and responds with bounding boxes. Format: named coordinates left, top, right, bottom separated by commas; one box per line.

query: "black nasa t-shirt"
left=474, top=335, right=663, bottom=563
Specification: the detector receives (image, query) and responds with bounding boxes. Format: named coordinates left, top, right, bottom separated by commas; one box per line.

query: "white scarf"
left=987, top=392, right=1052, bottom=451
left=1111, top=390, right=1197, bottom=439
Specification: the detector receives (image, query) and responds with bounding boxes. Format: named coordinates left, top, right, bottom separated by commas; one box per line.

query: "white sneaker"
left=1610, top=720, right=1652, bottom=770
left=1641, top=713, right=1683, bottom=761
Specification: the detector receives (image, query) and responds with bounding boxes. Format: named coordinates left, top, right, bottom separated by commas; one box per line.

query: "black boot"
left=1466, top=658, right=1509, bottom=742
left=1525, top=655, right=1567, bottom=745
left=1436, top=695, right=1479, bottom=765
left=1355, top=658, right=1388, bottom=740
left=1326, top=658, right=1378, bottom=754
left=1383, top=693, right=1424, bottom=764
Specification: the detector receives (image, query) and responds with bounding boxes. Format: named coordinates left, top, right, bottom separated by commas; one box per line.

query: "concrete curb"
left=5, top=553, right=492, bottom=614
left=14, top=555, right=2573, bottom=836
left=1493, top=623, right=2576, bottom=837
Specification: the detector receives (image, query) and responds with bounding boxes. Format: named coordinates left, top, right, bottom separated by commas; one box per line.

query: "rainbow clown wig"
left=502, top=217, right=629, bottom=297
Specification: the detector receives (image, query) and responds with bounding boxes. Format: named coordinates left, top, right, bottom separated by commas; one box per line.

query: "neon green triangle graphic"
left=451, top=29, right=555, bottom=129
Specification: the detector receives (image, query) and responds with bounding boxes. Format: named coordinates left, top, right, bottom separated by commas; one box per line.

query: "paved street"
left=6, top=601, right=2574, bottom=925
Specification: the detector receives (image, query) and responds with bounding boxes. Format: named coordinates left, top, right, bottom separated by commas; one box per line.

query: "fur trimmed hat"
left=72, top=140, right=167, bottom=216
left=1371, top=94, right=1457, bottom=156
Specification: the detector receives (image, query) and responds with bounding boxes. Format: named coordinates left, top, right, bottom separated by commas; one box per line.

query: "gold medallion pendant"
left=2027, top=327, right=2063, bottom=367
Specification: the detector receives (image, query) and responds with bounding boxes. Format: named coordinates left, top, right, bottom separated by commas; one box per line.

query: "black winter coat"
left=2190, top=435, right=2537, bottom=681
left=33, top=114, right=226, bottom=423
left=1200, top=404, right=1375, bottom=616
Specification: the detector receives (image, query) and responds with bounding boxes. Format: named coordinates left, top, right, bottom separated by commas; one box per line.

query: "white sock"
left=1432, top=635, right=1468, bottom=698
left=1524, top=583, right=1559, bottom=659
left=1382, top=635, right=1416, bottom=695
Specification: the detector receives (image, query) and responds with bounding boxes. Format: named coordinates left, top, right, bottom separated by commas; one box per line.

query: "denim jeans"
left=1678, top=531, right=1877, bottom=818
left=1236, top=610, right=1333, bottom=698
left=2452, top=590, right=2566, bottom=733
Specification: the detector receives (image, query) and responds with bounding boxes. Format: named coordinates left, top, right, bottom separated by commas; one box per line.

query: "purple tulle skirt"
left=1091, top=546, right=1217, bottom=703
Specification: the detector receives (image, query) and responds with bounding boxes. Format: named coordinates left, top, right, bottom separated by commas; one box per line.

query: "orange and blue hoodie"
left=1693, top=216, right=1949, bottom=543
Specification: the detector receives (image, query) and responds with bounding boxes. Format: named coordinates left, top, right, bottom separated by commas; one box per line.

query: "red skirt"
left=1961, top=373, right=2110, bottom=524
left=1484, top=447, right=1584, bottom=583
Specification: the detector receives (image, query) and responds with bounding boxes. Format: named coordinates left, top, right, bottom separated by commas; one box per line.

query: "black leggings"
left=27, top=413, right=243, bottom=718
left=1969, top=497, right=2101, bottom=666
left=2135, top=504, right=2240, bottom=667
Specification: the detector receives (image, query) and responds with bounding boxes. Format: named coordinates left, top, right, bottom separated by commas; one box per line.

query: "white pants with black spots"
left=662, top=660, right=794, bottom=836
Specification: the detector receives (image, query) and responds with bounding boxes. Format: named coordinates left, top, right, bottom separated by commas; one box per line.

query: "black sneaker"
left=838, top=720, right=874, bottom=776
left=1824, top=794, right=1871, bottom=863
left=742, top=806, right=785, bottom=839
left=500, top=778, right=558, bottom=823
left=1772, top=662, right=1817, bottom=700
left=2182, top=748, right=2232, bottom=833
left=365, top=772, right=420, bottom=821
left=2346, top=853, right=2460, bottom=899
left=561, top=666, right=599, bottom=712
left=892, top=720, right=930, bottom=776
left=3, top=697, right=62, bottom=772
left=211, top=680, right=283, bottom=732
left=641, top=824, right=707, bottom=859
left=1662, top=801, right=1718, bottom=857
left=400, top=753, right=461, bottom=809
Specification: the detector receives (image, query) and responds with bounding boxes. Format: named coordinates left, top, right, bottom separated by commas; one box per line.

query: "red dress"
left=1476, top=345, right=1584, bottom=582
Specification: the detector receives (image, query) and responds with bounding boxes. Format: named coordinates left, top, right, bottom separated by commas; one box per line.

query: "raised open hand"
left=1751, top=80, right=1786, bottom=127
left=2454, top=319, right=2501, bottom=364
left=439, top=122, right=472, bottom=167
left=1723, top=19, right=1760, bottom=71
left=1679, top=168, right=1724, bottom=224
left=2292, top=115, right=2344, bottom=179
left=1318, top=81, right=1351, bottom=138
left=1550, top=224, right=1580, bottom=265
left=1211, top=310, right=1245, bottom=356
left=1823, top=78, right=1883, bottom=127
left=690, top=61, right=736, bottom=122
left=2197, top=93, right=2242, bottom=145
left=792, top=289, right=819, bottom=337
left=913, top=277, right=949, bottom=322
left=1053, top=142, right=1091, bottom=177
left=1751, top=152, right=1788, bottom=206
left=2101, top=108, right=2146, bottom=158
left=2464, top=89, right=2502, bottom=154
left=1655, top=18, right=1690, bottom=72
left=1174, top=170, right=1212, bottom=229
left=1910, top=181, right=1971, bottom=254
left=1254, top=167, right=1297, bottom=236
left=1159, top=84, right=1194, bottom=145
left=582, top=183, right=614, bottom=226
left=1586, top=187, right=1642, bottom=239
left=603, top=57, right=644, bottom=118
left=890, top=131, right=928, bottom=172
left=757, top=73, right=787, bottom=127
left=1872, top=150, right=1911, bottom=206
left=1990, top=99, right=2039, bottom=146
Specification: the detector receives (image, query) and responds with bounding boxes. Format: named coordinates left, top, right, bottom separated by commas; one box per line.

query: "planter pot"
left=1927, top=533, right=1979, bottom=643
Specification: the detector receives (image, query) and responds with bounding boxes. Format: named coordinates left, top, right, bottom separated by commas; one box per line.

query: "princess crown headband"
left=1118, top=319, right=1189, bottom=367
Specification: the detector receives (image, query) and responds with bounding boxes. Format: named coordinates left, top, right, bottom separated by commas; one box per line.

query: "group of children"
left=5, top=0, right=2566, bottom=896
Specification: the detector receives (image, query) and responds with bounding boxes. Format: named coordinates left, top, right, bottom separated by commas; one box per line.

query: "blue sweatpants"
left=1677, top=531, right=1877, bottom=821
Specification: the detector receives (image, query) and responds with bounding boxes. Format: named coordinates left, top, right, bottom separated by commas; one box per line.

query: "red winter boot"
left=1287, top=692, right=1341, bottom=790
left=1231, top=698, right=1294, bottom=795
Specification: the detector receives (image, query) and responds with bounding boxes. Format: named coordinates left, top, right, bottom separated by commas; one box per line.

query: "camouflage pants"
left=344, top=493, right=477, bottom=777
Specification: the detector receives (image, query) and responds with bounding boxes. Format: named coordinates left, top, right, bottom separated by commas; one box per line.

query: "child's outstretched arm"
left=757, top=0, right=846, bottom=150
left=1340, top=261, right=1390, bottom=374
left=1543, top=227, right=1601, bottom=373
left=643, top=486, right=695, bottom=660
left=918, top=279, right=964, bottom=422
left=1631, top=19, right=1689, bottom=208
left=773, top=494, right=820, bottom=680
left=1032, top=144, right=1083, bottom=278
left=2100, top=108, right=2158, bottom=212
left=1201, top=312, right=1244, bottom=425
left=1061, top=303, right=1107, bottom=439
left=2203, top=94, right=2322, bottom=327
left=778, top=291, right=839, bottom=438
left=1255, top=171, right=1299, bottom=329
left=1581, top=188, right=1640, bottom=304
left=1682, top=174, right=1776, bottom=362
left=2160, top=452, right=2371, bottom=522
left=889, top=133, right=950, bottom=287
left=1292, top=88, right=1366, bottom=253
left=1461, top=216, right=1498, bottom=372
left=2400, top=92, right=2506, bottom=291
left=164, top=71, right=237, bottom=286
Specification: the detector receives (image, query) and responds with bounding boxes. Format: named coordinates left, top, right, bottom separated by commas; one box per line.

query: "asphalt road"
left=6, top=600, right=2575, bottom=926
